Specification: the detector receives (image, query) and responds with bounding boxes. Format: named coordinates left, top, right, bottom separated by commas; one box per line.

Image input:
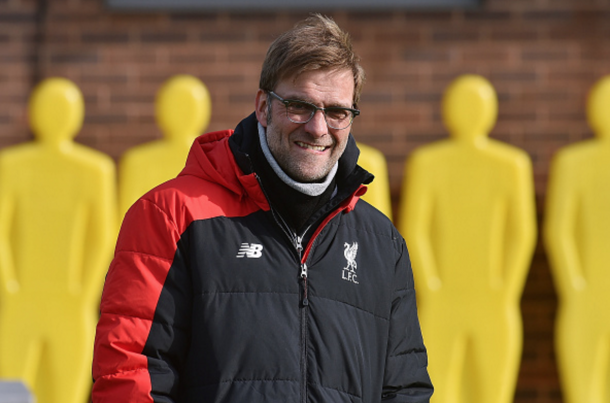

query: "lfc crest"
left=342, top=242, right=359, bottom=284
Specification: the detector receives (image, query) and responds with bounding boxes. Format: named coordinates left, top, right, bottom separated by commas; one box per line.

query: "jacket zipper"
left=296, top=235, right=308, bottom=403
left=253, top=174, right=358, bottom=403
left=296, top=235, right=308, bottom=306
left=279, top=226, right=310, bottom=403
left=262, top=197, right=350, bottom=403
left=255, top=174, right=312, bottom=403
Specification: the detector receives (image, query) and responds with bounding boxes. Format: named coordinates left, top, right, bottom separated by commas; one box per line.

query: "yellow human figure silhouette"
left=119, top=74, right=211, bottom=220
left=544, top=75, right=610, bottom=403
left=357, top=142, right=393, bottom=220
left=0, top=78, right=117, bottom=402
left=398, top=75, right=536, bottom=403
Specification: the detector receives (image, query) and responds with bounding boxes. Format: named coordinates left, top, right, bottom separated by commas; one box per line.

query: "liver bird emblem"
left=343, top=242, right=358, bottom=272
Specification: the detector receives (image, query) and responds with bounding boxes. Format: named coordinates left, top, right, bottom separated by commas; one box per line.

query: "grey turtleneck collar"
left=258, top=122, right=338, bottom=197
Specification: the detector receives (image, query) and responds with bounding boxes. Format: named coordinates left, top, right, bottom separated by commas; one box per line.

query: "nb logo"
left=236, top=243, right=264, bottom=258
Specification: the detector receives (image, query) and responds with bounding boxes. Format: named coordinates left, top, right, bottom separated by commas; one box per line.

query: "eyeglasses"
left=268, top=91, right=360, bottom=130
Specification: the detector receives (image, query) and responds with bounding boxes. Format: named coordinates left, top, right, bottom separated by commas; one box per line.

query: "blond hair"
left=259, top=14, right=365, bottom=106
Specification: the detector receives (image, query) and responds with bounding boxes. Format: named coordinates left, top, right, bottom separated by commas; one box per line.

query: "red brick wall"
left=3, top=0, right=609, bottom=401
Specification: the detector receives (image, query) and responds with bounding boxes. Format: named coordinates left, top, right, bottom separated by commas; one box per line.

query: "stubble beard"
left=266, top=112, right=342, bottom=183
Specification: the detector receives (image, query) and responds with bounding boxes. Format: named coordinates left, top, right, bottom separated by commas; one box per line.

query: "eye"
left=285, top=101, right=312, bottom=114
left=325, top=108, right=350, bottom=121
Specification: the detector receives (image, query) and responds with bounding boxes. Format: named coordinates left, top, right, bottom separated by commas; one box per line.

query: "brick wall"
left=2, top=0, right=610, bottom=401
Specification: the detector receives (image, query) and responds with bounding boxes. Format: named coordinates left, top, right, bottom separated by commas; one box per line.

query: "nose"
left=304, top=109, right=328, bottom=138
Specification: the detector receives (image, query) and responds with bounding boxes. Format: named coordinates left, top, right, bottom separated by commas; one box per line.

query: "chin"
left=283, top=159, right=333, bottom=183
left=298, top=171, right=329, bottom=183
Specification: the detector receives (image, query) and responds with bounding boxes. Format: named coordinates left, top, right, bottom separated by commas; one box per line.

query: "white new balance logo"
left=236, top=243, right=264, bottom=258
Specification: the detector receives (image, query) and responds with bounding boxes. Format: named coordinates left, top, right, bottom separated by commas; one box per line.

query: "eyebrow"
left=283, top=94, right=352, bottom=109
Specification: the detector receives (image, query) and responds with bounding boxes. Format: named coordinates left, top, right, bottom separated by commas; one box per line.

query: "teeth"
left=297, top=141, right=326, bottom=151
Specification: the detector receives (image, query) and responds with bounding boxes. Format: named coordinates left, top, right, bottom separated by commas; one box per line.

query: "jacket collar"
left=179, top=122, right=269, bottom=210
left=179, top=112, right=373, bottom=218
left=228, top=113, right=373, bottom=232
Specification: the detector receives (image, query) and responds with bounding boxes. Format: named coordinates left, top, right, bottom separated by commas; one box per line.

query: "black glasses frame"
left=268, top=91, right=360, bottom=130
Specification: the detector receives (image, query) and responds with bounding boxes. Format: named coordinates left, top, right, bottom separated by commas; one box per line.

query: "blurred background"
left=1, top=0, right=609, bottom=402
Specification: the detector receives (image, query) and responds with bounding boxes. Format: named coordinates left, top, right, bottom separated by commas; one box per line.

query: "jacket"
left=92, top=113, right=433, bottom=402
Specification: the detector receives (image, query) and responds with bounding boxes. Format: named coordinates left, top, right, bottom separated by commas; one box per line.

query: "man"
left=92, top=14, right=433, bottom=403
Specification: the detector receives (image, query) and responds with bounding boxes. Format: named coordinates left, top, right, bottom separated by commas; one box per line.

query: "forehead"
left=277, top=68, right=355, bottom=104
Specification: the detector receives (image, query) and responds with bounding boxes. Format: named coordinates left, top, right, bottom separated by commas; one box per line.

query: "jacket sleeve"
left=381, top=238, right=434, bottom=402
left=92, top=197, right=189, bottom=403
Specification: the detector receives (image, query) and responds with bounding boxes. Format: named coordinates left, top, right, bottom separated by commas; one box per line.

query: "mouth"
left=295, top=141, right=329, bottom=152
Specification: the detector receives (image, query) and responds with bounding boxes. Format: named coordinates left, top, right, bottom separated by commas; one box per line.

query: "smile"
left=296, top=141, right=329, bottom=152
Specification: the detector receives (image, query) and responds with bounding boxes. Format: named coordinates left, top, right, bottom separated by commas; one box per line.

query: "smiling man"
left=257, top=68, right=354, bottom=183
left=92, top=14, right=433, bottom=403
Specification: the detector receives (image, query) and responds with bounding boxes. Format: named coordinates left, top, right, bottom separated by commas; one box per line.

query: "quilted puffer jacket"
left=92, top=113, right=433, bottom=402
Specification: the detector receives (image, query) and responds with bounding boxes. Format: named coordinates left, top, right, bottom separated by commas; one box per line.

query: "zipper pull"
left=301, top=262, right=309, bottom=306
left=295, top=235, right=304, bottom=257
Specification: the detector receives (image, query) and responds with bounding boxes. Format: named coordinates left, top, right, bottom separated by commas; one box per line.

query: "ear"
left=255, top=89, right=268, bottom=128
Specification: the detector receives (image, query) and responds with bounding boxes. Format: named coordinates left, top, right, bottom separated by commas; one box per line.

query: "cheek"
left=270, top=122, right=300, bottom=145
left=266, top=124, right=287, bottom=152
left=334, top=131, right=350, bottom=151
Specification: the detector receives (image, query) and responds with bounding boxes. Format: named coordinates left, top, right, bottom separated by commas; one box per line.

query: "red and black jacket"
left=92, top=113, right=433, bottom=402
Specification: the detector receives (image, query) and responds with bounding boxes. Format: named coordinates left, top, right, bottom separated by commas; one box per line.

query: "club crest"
left=342, top=242, right=359, bottom=284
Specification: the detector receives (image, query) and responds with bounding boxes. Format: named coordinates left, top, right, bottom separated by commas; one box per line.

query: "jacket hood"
left=178, top=125, right=268, bottom=208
